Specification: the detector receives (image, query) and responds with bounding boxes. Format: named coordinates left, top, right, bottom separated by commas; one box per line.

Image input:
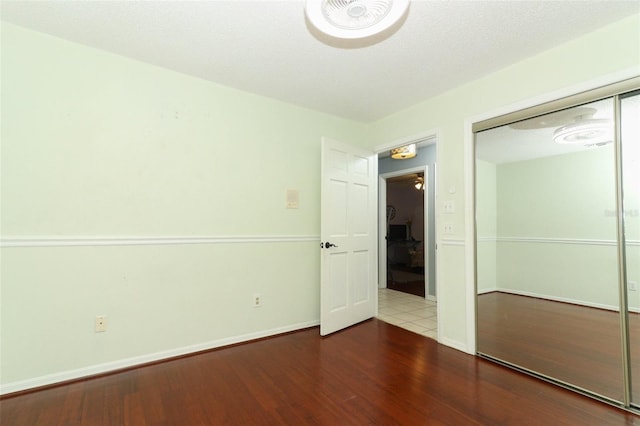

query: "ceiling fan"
left=305, top=0, right=410, bottom=40
left=414, top=173, right=425, bottom=191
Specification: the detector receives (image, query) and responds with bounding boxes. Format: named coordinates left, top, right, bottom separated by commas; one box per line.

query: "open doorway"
left=377, top=141, right=437, bottom=299
left=376, top=140, right=438, bottom=339
left=386, top=172, right=426, bottom=297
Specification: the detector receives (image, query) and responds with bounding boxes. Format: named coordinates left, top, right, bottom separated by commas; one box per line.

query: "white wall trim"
left=438, top=336, right=470, bottom=354
left=463, top=117, right=477, bottom=354
left=440, top=238, right=465, bottom=246
left=480, top=237, right=640, bottom=247
left=0, top=319, right=320, bottom=396
left=373, top=129, right=437, bottom=153
left=0, top=235, right=320, bottom=248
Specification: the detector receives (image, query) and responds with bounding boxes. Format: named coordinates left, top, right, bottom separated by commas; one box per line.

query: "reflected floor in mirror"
left=478, top=292, right=640, bottom=403
left=377, top=288, right=437, bottom=339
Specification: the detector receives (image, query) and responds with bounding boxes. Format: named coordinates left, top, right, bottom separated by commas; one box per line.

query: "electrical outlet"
left=253, top=293, right=262, bottom=308
left=629, top=281, right=637, bottom=291
left=95, top=315, right=107, bottom=332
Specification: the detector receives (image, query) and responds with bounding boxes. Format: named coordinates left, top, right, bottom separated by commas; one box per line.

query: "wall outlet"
left=253, top=293, right=262, bottom=308
left=286, top=189, right=299, bottom=209
left=629, top=281, right=637, bottom=291
left=95, top=315, right=107, bottom=332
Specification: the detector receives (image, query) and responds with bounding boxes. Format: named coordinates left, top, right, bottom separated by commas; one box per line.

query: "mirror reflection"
left=475, top=98, right=627, bottom=402
left=621, top=92, right=640, bottom=407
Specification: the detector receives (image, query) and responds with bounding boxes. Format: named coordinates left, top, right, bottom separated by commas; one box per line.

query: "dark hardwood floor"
left=478, top=292, right=640, bottom=404
left=2, top=319, right=638, bottom=425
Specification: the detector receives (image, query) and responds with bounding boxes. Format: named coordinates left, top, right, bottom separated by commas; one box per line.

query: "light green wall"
left=475, top=159, right=496, bottom=292
left=1, top=23, right=366, bottom=237
left=1, top=243, right=319, bottom=381
left=497, top=147, right=617, bottom=240
left=495, top=148, right=620, bottom=308
left=0, top=22, right=366, bottom=388
left=366, top=13, right=640, bottom=349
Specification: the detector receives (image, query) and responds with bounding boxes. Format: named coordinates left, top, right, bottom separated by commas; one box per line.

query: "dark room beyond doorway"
left=386, top=173, right=425, bottom=297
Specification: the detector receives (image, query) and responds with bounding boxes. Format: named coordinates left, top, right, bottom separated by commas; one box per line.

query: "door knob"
left=324, top=242, right=338, bottom=248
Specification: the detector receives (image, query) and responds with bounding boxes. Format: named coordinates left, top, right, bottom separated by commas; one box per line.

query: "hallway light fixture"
left=305, top=0, right=410, bottom=40
left=553, top=117, right=613, bottom=145
left=390, top=143, right=416, bottom=159
left=414, top=174, right=425, bottom=191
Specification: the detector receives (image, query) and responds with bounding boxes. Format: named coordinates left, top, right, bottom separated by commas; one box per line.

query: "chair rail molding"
left=0, top=235, right=321, bottom=248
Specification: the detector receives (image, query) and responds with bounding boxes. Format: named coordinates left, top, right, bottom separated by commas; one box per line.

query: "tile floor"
left=377, top=288, right=438, bottom=340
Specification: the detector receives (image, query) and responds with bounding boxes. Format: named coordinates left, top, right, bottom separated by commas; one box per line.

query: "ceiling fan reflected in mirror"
left=508, top=106, right=613, bottom=147
left=552, top=115, right=613, bottom=146
left=508, top=107, right=597, bottom=130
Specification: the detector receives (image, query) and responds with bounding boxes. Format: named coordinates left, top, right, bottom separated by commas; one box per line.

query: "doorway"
left=375, top=139, right=439, bottom=339
left=385, top=171, right=426, bottom=297
left=377, top=141, right=437, bottom=300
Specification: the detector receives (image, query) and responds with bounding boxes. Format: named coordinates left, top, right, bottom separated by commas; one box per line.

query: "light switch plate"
left=444, top=200, right=455, bottom=213
left=286, top=189, right=299, bottom=209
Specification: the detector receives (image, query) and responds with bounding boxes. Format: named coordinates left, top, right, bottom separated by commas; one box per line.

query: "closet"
left=474, top=78, right=640, bottom=409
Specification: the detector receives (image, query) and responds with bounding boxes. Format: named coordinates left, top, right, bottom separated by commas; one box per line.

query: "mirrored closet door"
left=621, top=91, right=640, bottom=408
left=475, top=81, right=639, bottom=408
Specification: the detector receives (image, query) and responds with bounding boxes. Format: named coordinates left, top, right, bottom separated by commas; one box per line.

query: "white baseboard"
left=0, top=320, right=320, bottom=396
left=485, top=288, right=640, bottom=313
left=439, top=336, right=472, bottom=355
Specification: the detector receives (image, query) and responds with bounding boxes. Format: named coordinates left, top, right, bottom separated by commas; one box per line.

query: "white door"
left=320, top=137, right=378, bottom=336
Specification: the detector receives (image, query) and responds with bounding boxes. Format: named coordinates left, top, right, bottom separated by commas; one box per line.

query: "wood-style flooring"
left=2, top=319, right=638, bottom=425
left=478, top=292, right=640, bottom=404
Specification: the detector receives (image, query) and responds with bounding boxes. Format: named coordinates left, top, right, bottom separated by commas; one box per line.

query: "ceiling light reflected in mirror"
left=553, top=117, right=613, bottom=145
left=476, top=98, right=614, bottom=164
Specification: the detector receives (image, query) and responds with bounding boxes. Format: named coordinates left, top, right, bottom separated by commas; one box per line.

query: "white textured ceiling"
left=1, top=0, right=638, bottom=123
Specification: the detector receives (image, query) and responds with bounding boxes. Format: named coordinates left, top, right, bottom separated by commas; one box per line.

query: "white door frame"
left=378, top=166, right=430, bottom=298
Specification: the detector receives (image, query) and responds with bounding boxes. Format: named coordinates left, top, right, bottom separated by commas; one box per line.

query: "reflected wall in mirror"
left=475, top=98, right=627, bottom=402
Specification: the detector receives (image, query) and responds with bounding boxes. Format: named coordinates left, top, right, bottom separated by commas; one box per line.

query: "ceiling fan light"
left=553, top=118, right=612, bottom=145
left=306, top=0, right=410, bottom=40
left=390, top=143, right=416, bottom=159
